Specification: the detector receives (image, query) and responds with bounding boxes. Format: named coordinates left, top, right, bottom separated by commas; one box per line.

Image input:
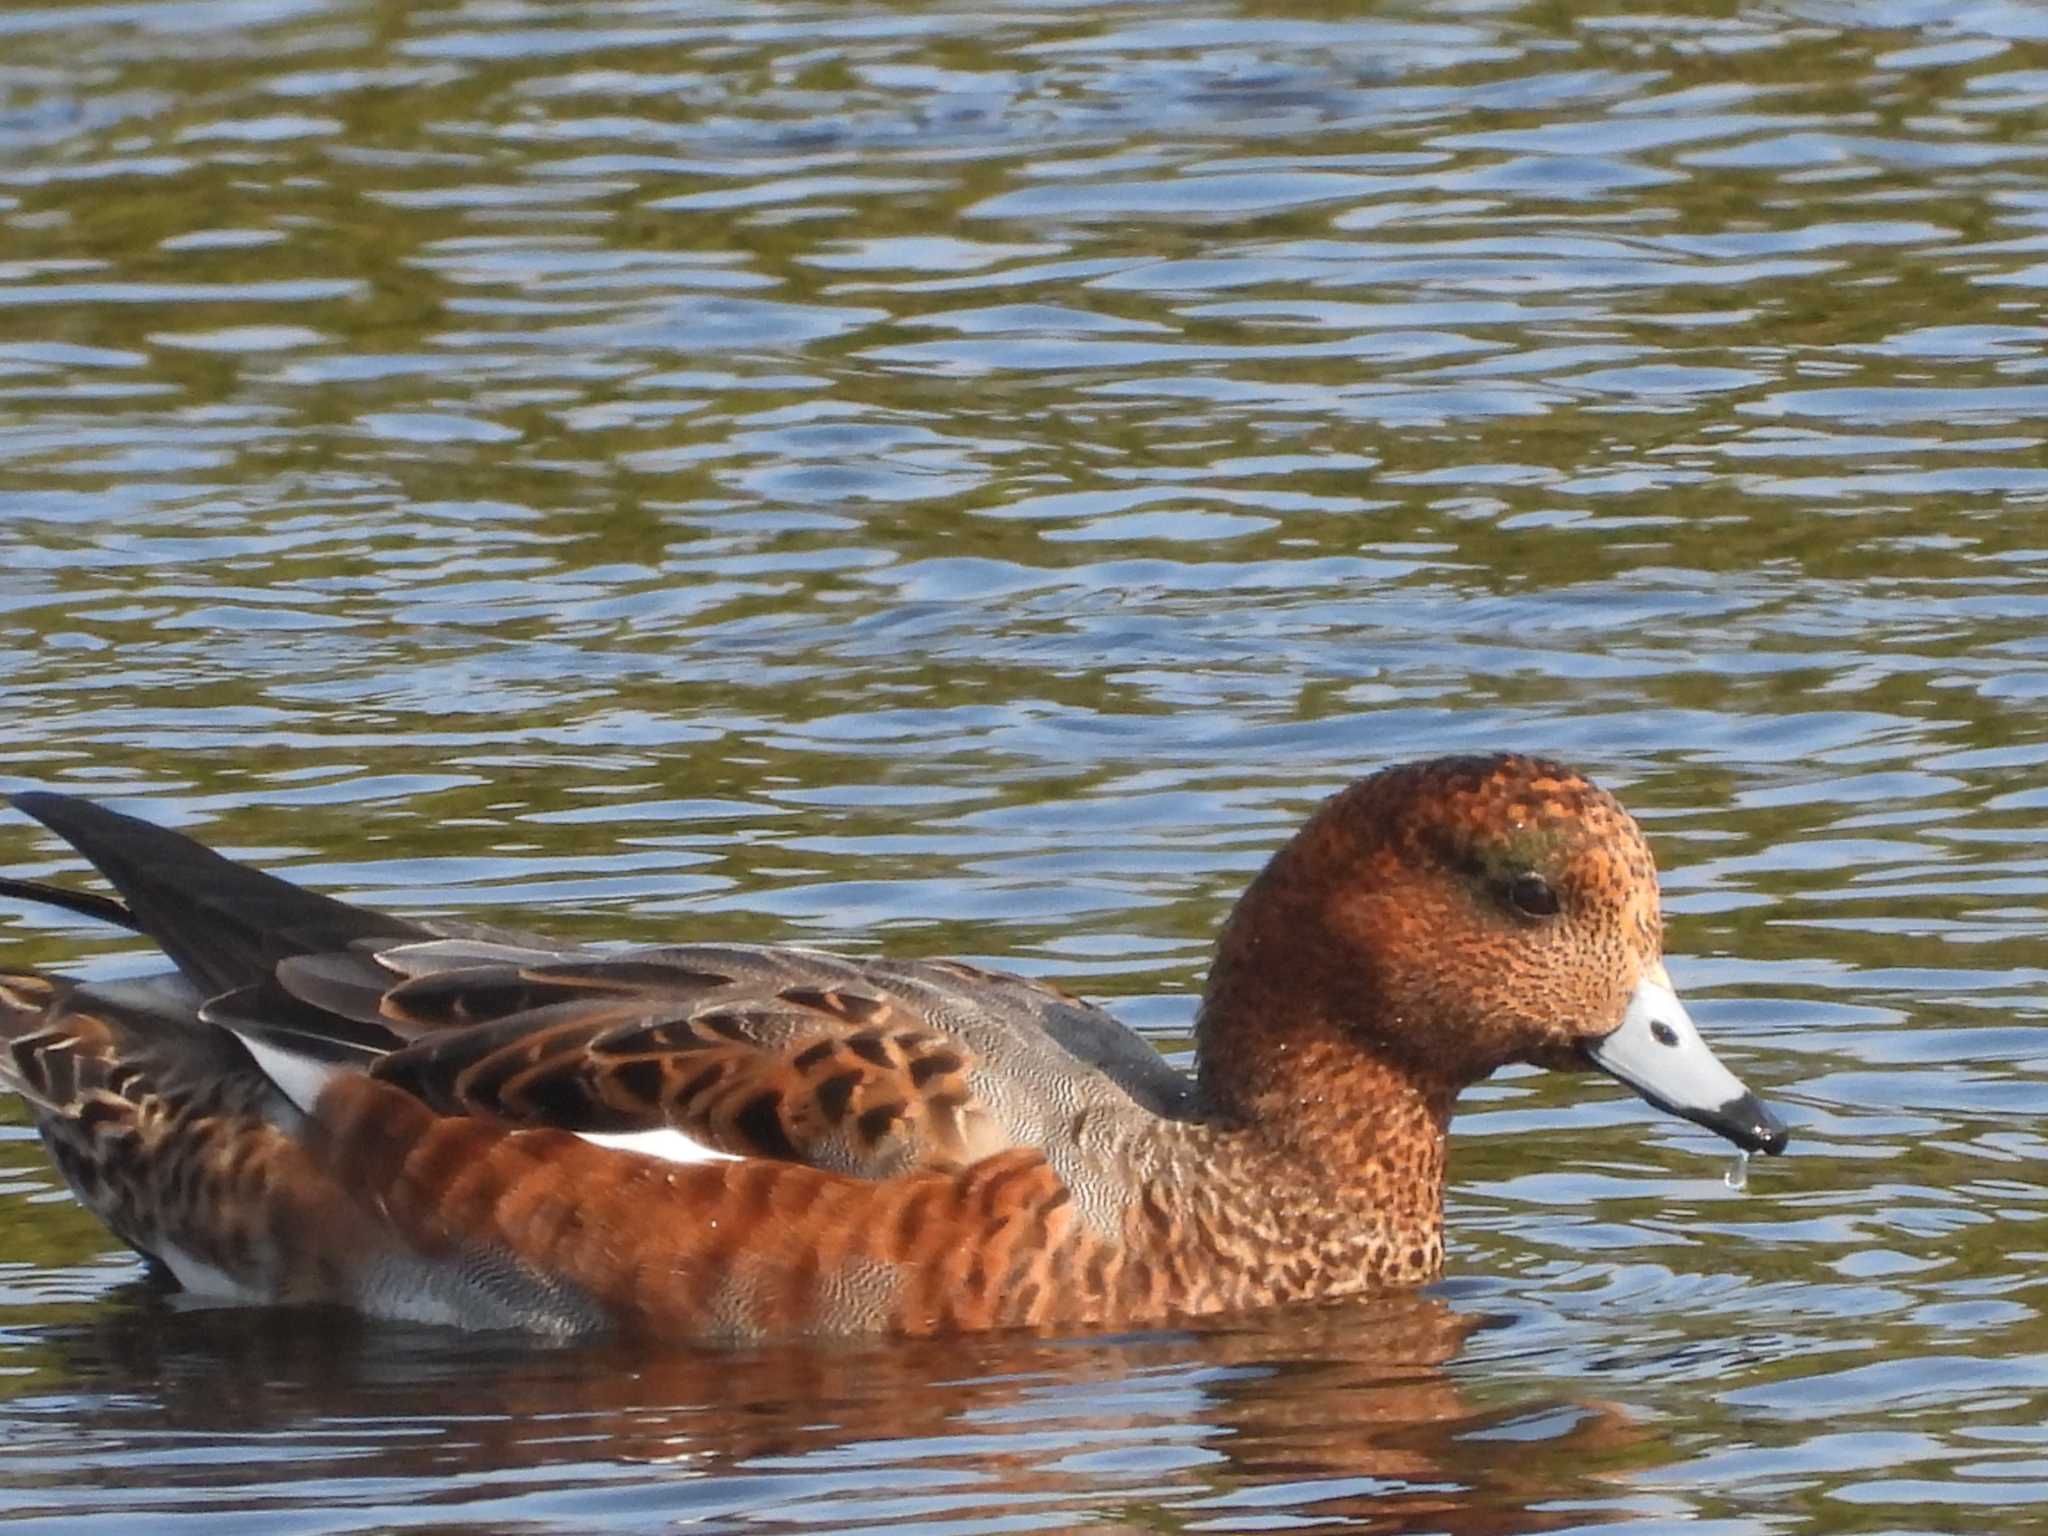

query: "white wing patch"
left=575, top=1128, right=740, bottom=1166
left=226, top=1029, right=340, bottom=1118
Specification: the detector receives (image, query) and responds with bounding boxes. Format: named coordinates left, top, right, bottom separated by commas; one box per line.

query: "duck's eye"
left=1506, top=872, right=1560, bottom=918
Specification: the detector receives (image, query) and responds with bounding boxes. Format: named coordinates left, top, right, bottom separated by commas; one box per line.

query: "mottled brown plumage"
left=0, top=755, right=1786, bottom=1337
left=0, top=971, right=413, bottom=1311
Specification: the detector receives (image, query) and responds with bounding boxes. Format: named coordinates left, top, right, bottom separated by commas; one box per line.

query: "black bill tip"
left=1692, top=1090, right=1790, bottom=1156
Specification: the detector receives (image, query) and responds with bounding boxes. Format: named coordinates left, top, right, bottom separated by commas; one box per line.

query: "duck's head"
left=1206, top=753, right=1788, bottom=1156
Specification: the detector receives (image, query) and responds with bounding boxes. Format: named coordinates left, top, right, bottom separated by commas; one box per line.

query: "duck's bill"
left=1582, top=965, right=1789, bottom=1155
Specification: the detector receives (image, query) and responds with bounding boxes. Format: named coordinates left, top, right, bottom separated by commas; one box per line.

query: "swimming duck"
left=0, top=754, right=1786, bottom=1337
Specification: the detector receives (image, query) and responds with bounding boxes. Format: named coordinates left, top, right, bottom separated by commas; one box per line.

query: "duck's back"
left=237, top=935, right=1204, bottom=1185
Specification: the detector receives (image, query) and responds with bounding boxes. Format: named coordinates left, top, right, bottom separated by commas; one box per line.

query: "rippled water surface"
left=4, top=0, right=2048, bottom=1530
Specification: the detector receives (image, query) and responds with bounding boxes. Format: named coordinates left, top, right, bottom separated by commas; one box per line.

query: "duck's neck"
left=1123, top=784, right=1479, bottom=1306
left=1158, top=1016, right=1454, bottom=1303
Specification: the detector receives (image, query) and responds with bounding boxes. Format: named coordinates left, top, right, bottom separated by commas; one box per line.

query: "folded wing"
left=13, top=794, right=1202, bottom=1185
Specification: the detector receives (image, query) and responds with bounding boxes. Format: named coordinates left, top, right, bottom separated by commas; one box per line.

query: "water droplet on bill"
left=1725, top=1149, right=1751, bottom=1192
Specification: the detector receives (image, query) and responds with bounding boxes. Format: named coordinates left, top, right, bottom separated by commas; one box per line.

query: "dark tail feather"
left=8, top=793, right=428, bottom=997
left=0, top=876, right=141, bottom=932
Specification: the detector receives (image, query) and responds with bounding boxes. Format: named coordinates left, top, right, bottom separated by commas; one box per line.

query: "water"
left=3, top=0, right=2048, bottom=1528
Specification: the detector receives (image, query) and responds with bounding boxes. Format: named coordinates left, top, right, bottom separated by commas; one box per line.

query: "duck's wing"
left=10, top=793, right=1200, bottom=1181
left=217, top=940, right=1195, bottom=1178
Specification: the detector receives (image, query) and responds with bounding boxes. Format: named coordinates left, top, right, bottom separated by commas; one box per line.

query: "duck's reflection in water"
left=14, top=1289, right=1651, bottom=1533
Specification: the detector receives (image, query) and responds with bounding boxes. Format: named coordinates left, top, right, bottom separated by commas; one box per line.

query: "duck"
left=0, top=754, right=1787, bottom=1338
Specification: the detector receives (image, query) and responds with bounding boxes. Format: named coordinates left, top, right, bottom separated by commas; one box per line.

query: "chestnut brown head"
left=1204, top=754, right=1787, bottom=1154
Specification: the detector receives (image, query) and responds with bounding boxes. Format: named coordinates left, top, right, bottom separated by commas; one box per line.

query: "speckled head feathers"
left=1202, top=753, right=1666, bottom=1091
